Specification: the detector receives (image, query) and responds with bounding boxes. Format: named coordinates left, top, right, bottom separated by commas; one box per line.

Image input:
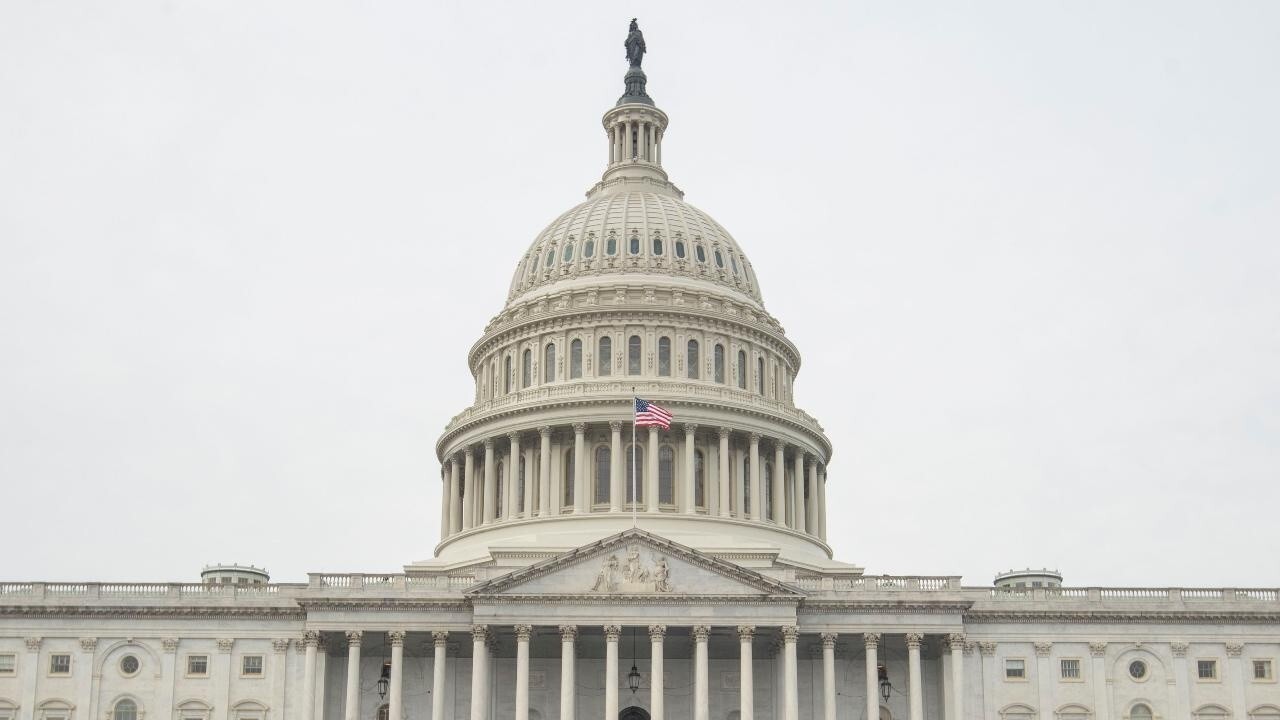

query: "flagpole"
left=630, top=391, right=637, bottom=528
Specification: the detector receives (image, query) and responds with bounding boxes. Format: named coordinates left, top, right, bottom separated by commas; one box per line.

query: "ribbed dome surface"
left=506, top=191, right=763, bottom=307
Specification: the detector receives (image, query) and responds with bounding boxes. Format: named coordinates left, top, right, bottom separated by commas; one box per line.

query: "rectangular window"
left=1004, top=658, right=1026, bottom=679
left=187, top=655, right=209, bottom=676
left=1254, top=659, right=1273, bottom=681
left=49, top=654, right=71, bottom=675
left=0, top=653, right=16, bottom=675
left=241, top=655, right=264, bottom=676
left=1197, top=659, right=1218, bottom=680
left=1060, top=658, right=1081, bottom=680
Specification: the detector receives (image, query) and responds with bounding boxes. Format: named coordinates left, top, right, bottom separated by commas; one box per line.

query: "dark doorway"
left=620, top=707, right=650, bottom=720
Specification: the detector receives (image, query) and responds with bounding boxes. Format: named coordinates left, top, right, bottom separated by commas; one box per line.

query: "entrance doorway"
left=620, top=707, right=650, bottom=720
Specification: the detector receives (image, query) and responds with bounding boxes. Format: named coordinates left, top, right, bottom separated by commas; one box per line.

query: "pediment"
left=465, top=528, right=802, bottom=599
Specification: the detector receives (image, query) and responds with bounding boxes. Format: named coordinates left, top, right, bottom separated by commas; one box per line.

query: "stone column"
left=737, top=626, right=755, bottom=720
left=683, top=424, right=698, bottom=513
left=772, top=442, right=787, bottom=524
left=806, top=459, right=818, bottom=533
left=605, top=626, right=622, bottom=720
left=821, top=633, right=838, bottom=720
left=782, top=626, right=799, bottom=720
left=448, top=458, right=461, bottom=534
left=301, top=632, right=319, bottom=720
left=388, top=632, right=405, bottom=720
left=646, top=426, right=660, bottom=511
left=1035, top=642, right=1053, bottom=720
left=470, top=626, right=488, bottom=720
left=693, top=626, right=710, bottom=720
left=792, top=454, right=805, bottom=532
left=344, top=631, right=362, bottom=720
left=947, top=634, right=965, bottom=720
left=748, top=433, right=762, bottom=520
left=440, top=469, right=449, bottom=540
left=906, top=634, right=924, bottom=720
left=979, top=642, right=997, bottom=720
left=573, top=423, right=587, bottom=512
left=507, top=433, right=520, bottom=520
left=649, top=625, right=666, bottom=720
left=864, top=633, right=880, bottom=720
left=515, top=625, right=532, bottom=720
left=483, top=439, right=497, bottom=524
left=18, top=638, right=38, bottom=720
left=817, top=465, right=828, bottom=540
left=432, top=632, right=449, bottom=720
left=1227, top=642, right=1247, bottom=720
left=538, top=427, right=552, bottom=517
left=610, top=421, right=623, bottom=511
left=1169, top=642, right=1188, bottom=720
left=560, top=626, right=577, bottom=720
left=718, top=428, right=732, bottom=518
left=463, top=448, right=476, bottom=530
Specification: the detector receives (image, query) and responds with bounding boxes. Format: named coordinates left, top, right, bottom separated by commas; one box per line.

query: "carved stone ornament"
left=24, top=637, right=41, bottom=652
left=780, top=626, right=799, bottom=643
left=302, top=631, right=320, bottom=648
left=590, top=545, right=672, bottom=593
left=978, top=641, right=998, bottom=657
left=559, top=625, right=578, bottom=642
left=345, top=631, right=363, bottom=647
left=692, top=625, right=711, bottom=642
left=432, top=631, right=450, bottom=647
left=945, top=633, right=966, bottom=651
left=471, top=625, right=489, bottom=642
left=904, top=633, right=924, bottom=649
left=162, top=638, right=180, bottom=653
left=648, top=624, right=667, bottom=641
left=603, top=625, right=622, bottom=641
left=864, top=632, right=881, bottom=648
left=387, top=631, right=406, bottom=648
left=272, top=639, right=290, bottom=654
left=1225, top=641, right=1245, bottom=657
left=1034, top=642, right=1053, bottom=657
left=1088, top=642, right=1107, bottom=657
left=216, top=638, right=235, bottom=653
left=80, top=638, right=99, bottom=652
left=821, top=632, right=839, bottom=648
left=1170, top=642, right=1189, bottom=657
left=737, top=625, right=755, bottom=641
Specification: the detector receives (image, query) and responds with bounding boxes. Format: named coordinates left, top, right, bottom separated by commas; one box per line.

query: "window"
left=544, top=245, right=556, bottom=267
left=242, top=655, right=264, bottom=676
left=563, top=452, right=574, bottom=508
left=49, top=654, right=71, bottom=675
left=1254, top=659, right=1274, bottom=681
left=695, top=243, right=706, bottom=263
left=625, top=445, right=643, bottom=504
left=652, top=235, right=663, bottom=255
left=36, top=700, right=72, bottom=720
left=518, top=456, right=526, bottom=511
left=504, top=356, right=512, bottom=394
left=628, top=335, right=642, bottom=375
left=1249, top=707, right=1280, bottom=720
left=742, top=456, right=751, bottom=515
left=687, top=340, right=700, bottom=379
left=119, top=654, right=139, bottom=676
left=657, top=337, right=671, bottom=376
left=1129, top=704, right=1152, bottom=720
left=0, top=700, right=16, bottom=720
left=595, top=446, right=611, bottom=504
left=1061, top=658, right=1081, bottom=680
left=1194, top=706, right=1229, bottom=719
left=658, top=446, right=674, bottom=505
left=0, top=654, right=15, bottom=675
left=1005, top=658, right=1026, bottom=679
left=521, top=349, right=532, bottom=388
left=176, top=701, right=211, bottom=720
left=570, top=339, right=583, bottom=379
left=756, top=357, right=764, bottom=394
left=113, top=700, right=138, bottom=720
left=1198, top=659, right=1219, bottom=680
left=562, top=242, right=574, bottom=262
left=629, top=234, right=640, bottom=255
left=599, top=337, right=612, bottom=376
left=694, top=450, right=706, bottom=508
left=763, top=463, right=773, bottom=520
left=1128, top=660, right=1148, bottom=680
left=606, top=234, right=617, bottom=256
left=1001, top=706, right=1035, bottom=720
left=714, top=249, right=725, bottom=268
left=730, top=253, right=740, bottom=275
left=187, top=655, right=209, bottom=676
left=675, top=239, right=686, bottom=259
left=531, top=252, right=541, bottom=272
left=544, top=343, right=556, bottom=383
left=1056, top=705, right=1091, bottom=720
left=736, top=350, right=747, bottom=388
left=714, top=344, right=725, bottom=383
left=495, top=463, right=504, bottom=518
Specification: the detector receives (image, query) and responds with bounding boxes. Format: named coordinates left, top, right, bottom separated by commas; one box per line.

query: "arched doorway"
left=620, top=707, right=650, bottom=720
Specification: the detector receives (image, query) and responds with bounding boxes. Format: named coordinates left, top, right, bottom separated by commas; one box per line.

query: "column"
left=1035, top=642, right=1053, bottom=720
left=389, top=632, right=405, bottom=720
left=463, top=449, right=476, bottom=530
left=1227, top=642, right=1247, bottom=720
left=817, top=465, right=828, bottom=540
left=646, top=426, right=660, bottom=511
left=693, top=626, right=710, bottom=720
left=609, top=421, right=624, bottom=511
left=806, top=459, right=818, bottom=533
left=216, top=638, right=233, bottom=720
left=573, top=423, right=587, bottom=512
left=538, top=427, right=552, bottom=516
left=748, top=434, right=762, bottom=520
left=77, top=639, right=97, bottom=720
left=470, top=626, right=488, bottom=720
left=440, top=469, right=449, bottom=540
left=864, top=633, right=880, bottom=720
left=344, top=632, right=362, bottom=720
left=772, top=442, right=787, bottom=524
left=432, top=632, right=449, bottom=720
left=718, top=428, right=732, bottom=518
left=948, top=634, right=965, bottom=720
left=18, top=638, right=37, bottom=720
left=821, top=633, right=838, bottom=720
left=483, top=440, right=497, bottom=523
left=602, top=626, right=622, bottom=720
left=906, top=634, right=924, bottom=720
left=515, top=626, right=532, bottom=720
left=782, top=626, right=799, bottom=720
left=649, top=625, right=666, bottom=720
left=448, top=459, right=461, bottom=534
left=301, top=633, right=319, bottom=720
left=792, top=454, right=805, bottom=532
left=683, top=424, right=698, bottom=513
left=656, top=127, right=662, bottom=165
left=737, top=626, right=755, bottom=720
left=979, top=642, right=997, bottom=720
left=507, top=434, right=520, bottom=520
left=560, top=626, right=577, bottom=720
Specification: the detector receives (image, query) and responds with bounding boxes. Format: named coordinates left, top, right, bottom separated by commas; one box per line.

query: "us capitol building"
left=3, top=22, right=1277, bottom=720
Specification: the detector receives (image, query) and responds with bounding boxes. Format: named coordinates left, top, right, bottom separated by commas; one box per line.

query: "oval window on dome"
left=629, top=234, right=640, bottom=255
left=545, top=247, right=556, bottom=267
left=563, top=242, right=574, bottom=262
left=652, top=236, right=663, bottom=255
left=675, top=240, right=686, bottom=259
left=606, top=235, right=617, bottom=256
left=714, top=249, right=725, bottom=268
left=695, top=244, right=706, bottom=263
left=584, top=239, right=595, bottom=258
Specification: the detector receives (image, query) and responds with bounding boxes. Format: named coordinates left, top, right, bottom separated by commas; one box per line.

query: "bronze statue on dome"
left=625, top=19, right=646, bottom=68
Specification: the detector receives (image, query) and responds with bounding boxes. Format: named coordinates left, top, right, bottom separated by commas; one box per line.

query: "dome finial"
left=619, top=19, right=653, bottom=106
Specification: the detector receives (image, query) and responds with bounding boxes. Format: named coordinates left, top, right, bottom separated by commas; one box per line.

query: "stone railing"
left=980, top=587, right=1280, bottom=603
left=791, top=576, right=962, bottom=591
left=0, top=582, right=307, bottom=601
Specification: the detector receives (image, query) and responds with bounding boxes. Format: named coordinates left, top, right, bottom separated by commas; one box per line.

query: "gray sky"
left=2, top=1, right=1277, bottom=587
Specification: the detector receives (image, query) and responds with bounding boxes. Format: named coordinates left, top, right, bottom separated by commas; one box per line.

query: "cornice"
left=296, top=599, right=470, bottom=612
left=964, top=610, right=1280, bottom=625
left=0, top=605, right=306, bottom=620
left=799, top=602, right=972, bottom=615
left=471, top=594, right=801, bottom=606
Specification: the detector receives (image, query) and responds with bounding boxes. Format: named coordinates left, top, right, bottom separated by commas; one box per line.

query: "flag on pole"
left=634, top=397, right=673, bottom=429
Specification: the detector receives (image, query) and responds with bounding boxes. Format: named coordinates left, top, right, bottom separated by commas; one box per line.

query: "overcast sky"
left=2, top=1, right=1278, bottom=587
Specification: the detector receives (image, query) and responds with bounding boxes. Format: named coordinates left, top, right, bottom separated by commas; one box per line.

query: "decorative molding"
left=272, top=639, right=290, bottom=654
left=24, top=637, right=41, bottom=651
left=216, top=638, right=234, bottom=653
left=1225, top=641, right=1244, bottom=657
left=780, top=626, right=799, bottom=642
left=387, top=631, right=406, bottom=648
left=345, top=631, right=362, bottom=648
left=162, top=638, right=179, bottom=653
left=1170, top=642, right=1188, bottom=657
left=1088, top=642, right=1107, bottom=658
left=820, top=632, right=838, bottom=648
left=864, top=632, right=881, bottom=648
left=737, top=626, right=755, bottom=642
left=692, top=625, right=711, bottom=642
left=79, top=638, right=98, bottom=652
left=559, top=625, right=578, bottom=642
left=904, top=633, right=924, bottom=649
left=471, top=625, right=488, bottom=642
left=432, top=631, right=450, bottom=647
left=1034, top=642, right=1053, bottom=657
left=944, top=633, right=966, bottom=650
left=302, top=631, right=320, bottom=649
left=603, top=625, right=622, bottom=641
left=978, top=641, right=997, bottom=657
left=648, top=624, right=667, bottom=641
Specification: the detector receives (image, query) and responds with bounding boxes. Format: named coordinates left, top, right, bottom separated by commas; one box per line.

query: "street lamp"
left=878, top=663, right=891, bottom=703
left=627, top=627, right=642, bottom=694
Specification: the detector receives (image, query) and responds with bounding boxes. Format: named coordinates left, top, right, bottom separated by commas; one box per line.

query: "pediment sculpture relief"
left=591, top=544, right=672, bottom=593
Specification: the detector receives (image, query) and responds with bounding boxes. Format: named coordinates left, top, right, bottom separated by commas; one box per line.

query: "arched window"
left=629, top=234, right=640, bottom=255
left=626, top=445, right=643, bottom=505
left=377, top=705, right=389, bottom=720
left=570, top=339, right=583, bottom=379
left=113, top=700, right=138, bottom=720
left=714, top=249, right=725, bottom=268
left=517, top=456, right=526, bottom=512
left=1249, top=706, right=1280, bottom=720
left=742, top=456, right=751, bottom=515
left=657, top=337, right=671, bottom=376
left=504, top=355, right=512, bottom=394
left=599, top=336, right=612, bottom=376
left=595, top=446, right=611, bottom=504
left=1194, top=707, right=1230, bottom=720
left=757, top=357, right=765, bottom=395
left=694, top=450, right=706, bottom=508
left=659, top=446, right=675, bottom=505
left=563, top=451, right=574, bottom=508
left=495, top=462, right=504, bottom=518
left=562, top=242, right=575, bottom=262
left=544, top=246, right=556, bottom=267
left=584, top=238, right=596, bottom=258
left=521, top=349, right=532, bottom=388
left=714, top=344, right=725, bottom=384
left=606, top=234, right=617, bottom=256
left=652, top=235, right=664, bottom=255
left=675, top=239, right=686, bottom=259
left=1055, top=706, right=1092, bottom=720
left=628, top=335, right=642, bottom=375
left=544, top=343, right=556, bottom=383
left=763, top=462, right=773, bottom=520
left=736, top=350, right=747, bottom=389
left=687, top=340, right=700, bottom=379
left=695, top=243, right=706, bottom=263
left=999, top=705, right=1035, bottom=720
left=1129, top=705, right=1153, bottom=720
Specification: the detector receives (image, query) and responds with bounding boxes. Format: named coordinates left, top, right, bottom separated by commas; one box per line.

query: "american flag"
left=634, top=397, right=673, bottom=429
